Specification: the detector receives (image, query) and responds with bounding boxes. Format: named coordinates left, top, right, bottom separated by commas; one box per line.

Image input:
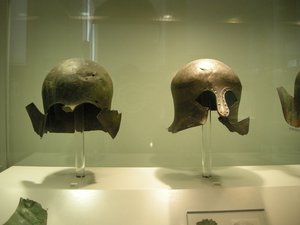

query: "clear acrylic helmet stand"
left=74, top=107, right=86, bottom=178
left=75, top=134, right=86, bottom=178
left=201, top=110, right=212, bottom=178
left=73, top=0, right=95, bottom=178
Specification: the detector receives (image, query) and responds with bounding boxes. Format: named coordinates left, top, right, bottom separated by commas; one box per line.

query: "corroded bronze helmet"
left=26, top=58, right=121, bottom=138
left=168, top=59, right=249, bottom=135
left=277, top=72, right=300, bottom=127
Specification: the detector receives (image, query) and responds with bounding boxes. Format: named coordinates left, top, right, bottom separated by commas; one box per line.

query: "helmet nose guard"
left=26, top=58, right=121, bottom=138
left=168, top=58, right=249, bottom=135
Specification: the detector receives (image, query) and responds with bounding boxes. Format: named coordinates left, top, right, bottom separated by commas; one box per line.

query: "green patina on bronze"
left=4, top=198, right=47, bottom=225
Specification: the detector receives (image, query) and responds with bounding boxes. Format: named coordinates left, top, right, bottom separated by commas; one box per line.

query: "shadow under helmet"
left=168, top=58, right=249, bottom=135
left=26, top=58, right=121, bottom=138
left=277, top=72, right=300, bottom=127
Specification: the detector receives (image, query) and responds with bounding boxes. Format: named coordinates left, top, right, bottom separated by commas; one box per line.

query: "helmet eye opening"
left=196, top=90, right=217, bottom=110
left=46, top=103, right=103, bottom=132
left=225, top=91, right=238, bottom=107
left=49, top=103, right=102, bottom=116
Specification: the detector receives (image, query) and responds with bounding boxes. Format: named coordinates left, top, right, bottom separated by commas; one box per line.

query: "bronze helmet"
left=26, top=58, right=121, bottom=138
left=277, top=72, right=300, bottom=127
left=168, top=59, right=249, bottom=135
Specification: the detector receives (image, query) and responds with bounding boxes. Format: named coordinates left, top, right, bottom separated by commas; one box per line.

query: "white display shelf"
left=0, top=165, right=300, bottom=225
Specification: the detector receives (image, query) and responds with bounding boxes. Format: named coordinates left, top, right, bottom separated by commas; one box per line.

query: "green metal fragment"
left=3, top=198, right=47, bottom=225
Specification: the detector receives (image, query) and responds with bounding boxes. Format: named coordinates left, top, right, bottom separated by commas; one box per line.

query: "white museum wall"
left=2, top=0, right=300, bottom=168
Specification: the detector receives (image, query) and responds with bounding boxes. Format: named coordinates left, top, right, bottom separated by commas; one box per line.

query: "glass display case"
left=0, top=0, right=300, bottom=225
left=1, top=0, right=300, bottom=170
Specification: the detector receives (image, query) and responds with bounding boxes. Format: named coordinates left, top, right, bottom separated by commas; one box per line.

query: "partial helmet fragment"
left=168, top=58, right=249, bottom=135
left=3, top=198, right=47, bottom=225
left=26, top=58, right=121, bottom=138
left=277, top=72, right=300, bottom=127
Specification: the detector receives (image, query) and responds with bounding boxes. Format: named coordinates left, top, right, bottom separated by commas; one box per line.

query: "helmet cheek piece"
left=169, top=59, right=250, bottom=135
left=277, top=72, right=300, bottom=127
left=168, top=101, right=208, bottom=133
left=217, top=88, right=249, bottom=135
left=26, top=58, right=121, bottom=138
left=218, top=100, right=250, bottom=136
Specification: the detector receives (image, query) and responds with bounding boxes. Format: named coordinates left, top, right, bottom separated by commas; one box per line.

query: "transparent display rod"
left=75, top=132, right=86, bottom=178
left=74, top=106, right=86, bottom=178
left=75, top=0, right=93, bottom=178
left=201, top=110, right=212, bottom=178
